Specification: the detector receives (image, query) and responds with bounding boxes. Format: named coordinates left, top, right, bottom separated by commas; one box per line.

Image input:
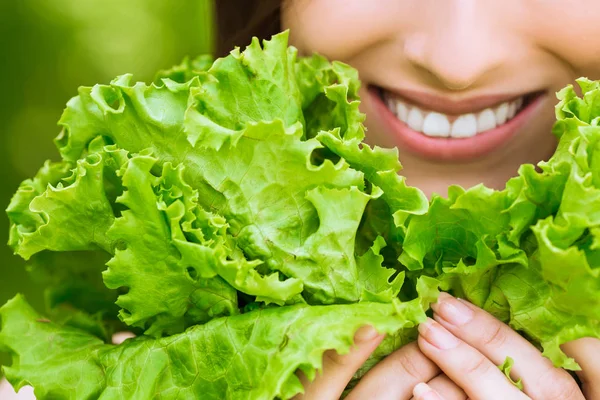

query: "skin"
left=294, top=294, right=599, bottom=400
left=282, top=1, right=600, bottom=398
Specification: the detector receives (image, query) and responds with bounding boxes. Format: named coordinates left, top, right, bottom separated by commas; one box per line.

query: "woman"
left=215, top=1, right=600, bottom=399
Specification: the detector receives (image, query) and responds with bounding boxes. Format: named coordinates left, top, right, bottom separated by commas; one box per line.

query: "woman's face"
left=282, top=1, right=600, bottom=196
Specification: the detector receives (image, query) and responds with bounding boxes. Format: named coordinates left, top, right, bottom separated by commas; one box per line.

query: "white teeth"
left=515, top=97, right=523, bottom=110
left=386, top=97, right=395, bottom=111
left=383, top=93, right=526, bottom=138
left=507, top=102, right=517, bottom=119
left=396, top=102, right=409, bottom=122
left=422, top=112, right=451, bottom=137
left=450, top=114, right=477, bottom=138
left=477, top=108, right=497, bottom=133
left=495, top=102, right=509, bottom=125
left=407, top=107, right=424, bottom=132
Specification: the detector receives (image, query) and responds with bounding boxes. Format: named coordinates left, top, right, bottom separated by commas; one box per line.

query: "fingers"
left=295, top=325, right=384, bottom=400
left=413, top=382, right=447, bottom=400
left=562, top=337, right=600, bottom=399
left=431, top=293, right=583, bottom=400
left=417, top=318, right=528, bottom=400
left=346, top=342, right=440, bottom=400
left=416, top=374, right=467, bottom=400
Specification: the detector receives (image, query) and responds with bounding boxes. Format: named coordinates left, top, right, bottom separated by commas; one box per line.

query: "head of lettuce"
left=1, top=32, right=599, bottom=400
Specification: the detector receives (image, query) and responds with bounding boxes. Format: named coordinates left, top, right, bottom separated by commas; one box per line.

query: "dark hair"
left=214, top=0, right=283, bottom=57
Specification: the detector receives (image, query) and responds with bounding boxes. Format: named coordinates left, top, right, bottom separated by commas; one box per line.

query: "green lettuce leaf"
left=1, top=283, right=434, bottom=400
left=498, top=356, right=524, bottom=391
left=3, top=32, right=600, bottom=399
left=153, top=54, right=214, bottom=84
left=0, top=296, right=107, bottom=399
left=103, top=154, right=240, bottom=337
left=8, top=145, right=118, bottom=260
left=184, top=31, right=305, bottom=149
left=26, top=250, right=118, bottom=323
left=7, top=160, right=73, bottom=250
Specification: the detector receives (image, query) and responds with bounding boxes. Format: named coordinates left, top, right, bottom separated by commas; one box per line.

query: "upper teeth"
left=384, top=94, right=525, bottom=138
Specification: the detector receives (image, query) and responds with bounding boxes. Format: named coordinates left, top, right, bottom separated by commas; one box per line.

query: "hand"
left=414, top=292, right=594, bottom=400
left=294, top=331, right=447, bottom=400
left=295, top=293, right=600, bottom=400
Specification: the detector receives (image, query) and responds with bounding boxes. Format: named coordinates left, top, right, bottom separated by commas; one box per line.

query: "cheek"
left=358, top=86, right=397, bottom=149
left=524, top=3, right=600, bottom=77
left=282, top=0, right=405, bottom=60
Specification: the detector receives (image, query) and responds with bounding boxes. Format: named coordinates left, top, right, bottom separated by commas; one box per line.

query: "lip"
left=369, top=87, right=547, bottom=162
left=377, top=87, right=526, bottom=116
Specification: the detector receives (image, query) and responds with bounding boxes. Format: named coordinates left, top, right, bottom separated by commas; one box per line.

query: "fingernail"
left=418, top=318, right=459, bottom=350
left=433, top=292, right=473, bottom=326
left=354, top=325, right=380, bottom=342
left=413, top=382, right=444, bottom=400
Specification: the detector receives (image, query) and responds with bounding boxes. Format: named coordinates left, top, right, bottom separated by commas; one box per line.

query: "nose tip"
left=403, top=27, right=503, bottom=91
left=429, top=60, right=492, bottom=91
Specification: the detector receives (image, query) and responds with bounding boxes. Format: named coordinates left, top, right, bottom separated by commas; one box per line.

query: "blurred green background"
left=0, top=0, right=214, bottom=329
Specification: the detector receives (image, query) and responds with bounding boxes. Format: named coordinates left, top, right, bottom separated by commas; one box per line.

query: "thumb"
left=294, top=325, right=385, bottom=400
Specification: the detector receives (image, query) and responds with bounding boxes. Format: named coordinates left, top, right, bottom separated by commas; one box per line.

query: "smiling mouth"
left=370, top=85, right=546, bottom=161
left=376, top=86, right=542, bottom=138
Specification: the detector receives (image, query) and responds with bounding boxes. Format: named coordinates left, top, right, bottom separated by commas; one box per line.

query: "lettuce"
left=1, top=31, right=599, bottom=399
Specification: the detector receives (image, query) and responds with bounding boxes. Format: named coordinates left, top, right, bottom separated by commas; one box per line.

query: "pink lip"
left=380, top=87, right=526, bottom=115
left=369, top=88, right=546, bottom=162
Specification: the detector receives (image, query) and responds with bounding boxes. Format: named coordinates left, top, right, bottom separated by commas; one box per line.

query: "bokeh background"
left=0, top=0, right=214, bottom=367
